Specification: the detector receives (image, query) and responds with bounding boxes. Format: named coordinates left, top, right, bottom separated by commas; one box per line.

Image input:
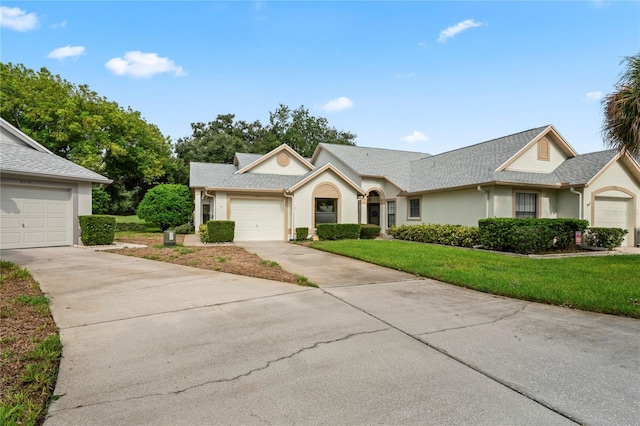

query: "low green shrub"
left=174, top=223, right=194, bottom=234
left=115, top=222, right=147, bottom=232
left=388, top=223, right=480, bottom=248
left=79, top=215, right=116, bottom=246
left=199, top=224, right=209, bottom=243
left=584, top=227, right=628, bottom=250
left=207, top=220, right=235, bottom=243
left=295, top=227, right=309, bottom=241
left=478, top=218, right=589, bottom=253
left=317, top=223, right=361, bottom=240
left=360, top=224, right=381, bottom=239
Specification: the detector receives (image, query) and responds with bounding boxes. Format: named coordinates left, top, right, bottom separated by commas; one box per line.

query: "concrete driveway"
left=2, top=244, right=639, bottom=425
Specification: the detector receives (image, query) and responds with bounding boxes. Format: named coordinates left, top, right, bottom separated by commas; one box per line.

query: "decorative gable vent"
left=538, top=138, right=550, bottom=161
left=277, top=153, right=291, bottom=167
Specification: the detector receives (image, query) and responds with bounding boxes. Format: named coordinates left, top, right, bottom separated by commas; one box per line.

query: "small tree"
left=136, top=184, right=193, bottom=231
left=92, top=187, right=111, bottom=214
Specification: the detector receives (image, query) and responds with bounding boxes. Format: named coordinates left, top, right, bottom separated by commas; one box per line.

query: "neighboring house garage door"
left=0, top=185, right=73, bottom=249
left=593, top=196, right=631, bottom=246
left=230, top=198, right=285, bottom=241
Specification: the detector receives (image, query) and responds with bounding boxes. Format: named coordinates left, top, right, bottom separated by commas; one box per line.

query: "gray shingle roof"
left=408, top=126, right=550, bottom=192
left=317, top=143, right=430, bottom=190
left=235, top=153, right=263, bottom=169
left=189, top=161, right=304, bottom=190
left=553, top=150, right=617, bottom=185
left=189, top=162, right=238, bottom=187
left=0, top=143, right=111, bottom=183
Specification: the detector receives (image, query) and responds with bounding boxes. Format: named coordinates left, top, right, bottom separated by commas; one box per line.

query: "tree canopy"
left=174, top=104, right=357, bottom=166
left=0, top=62, right=173, bottom=211
left=602, top=53, right=640, bottom=157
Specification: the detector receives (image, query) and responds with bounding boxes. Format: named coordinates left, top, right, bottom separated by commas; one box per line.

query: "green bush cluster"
left=388, top=223, right=480, bottom=248
left=136, top=184, right=194, bottom=231
left=199, top=224, right=209, bottom=243
left=79, top=215, right=116, bottom=246
left=205, top=220, right=235, bottom=243
left=115, top=222, right=147, bottom=232
left=584, top=227, right=628, bottom=250
left=360, top=224, right=381, bottom=239
left=478, top=218, right=589, bottom=254
left=174, top=223, right=194, bottom=234
left=295, top=227, right=309, bottom=241
left=316, top=223, right=361, bottom=240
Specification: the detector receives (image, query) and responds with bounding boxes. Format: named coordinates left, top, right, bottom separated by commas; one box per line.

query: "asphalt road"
left=2, top=244, right=638, bottom=425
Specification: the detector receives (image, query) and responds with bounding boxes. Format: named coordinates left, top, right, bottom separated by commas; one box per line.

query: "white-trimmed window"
left=408, top=198, right=420, bottom=220
left=515, top=192, right=538, bottom=218
left=387, top=201, right=396, bottom=227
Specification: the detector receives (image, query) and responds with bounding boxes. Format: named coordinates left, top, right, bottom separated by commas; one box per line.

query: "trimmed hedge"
left=360, top=224, right=381, bottom=239
left=115, top=222, right=147, bottom=232
left=174, top=223, right=194, bottom=234
left=79, top=215, right=116, bottom=246
left=478, top=218, right=589, bottom=254
left=388, top=223, right=480, bottom=248
left=295, top=227, right=309, bottom=241
left=206, top=220, right=235, bottom=243
left=316, top=223, right=361, bottom=240
left=584, top=227, right=628, bottom=250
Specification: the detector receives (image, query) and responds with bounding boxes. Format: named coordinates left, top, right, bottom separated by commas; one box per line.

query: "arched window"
left=313, top=183, right=340, bottom=227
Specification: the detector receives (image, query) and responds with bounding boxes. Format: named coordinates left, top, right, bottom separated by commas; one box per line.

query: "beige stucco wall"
left=291, top=170, right=360, bottom=233
left=583, top=159, right=640, bottom=246
left=506, top=140, right=568, bottom=173
left=248, top=153, right=310, bottom=175
left=417, top=188, right=488, bottom=226
left=557, top=189, right=581, bottom=219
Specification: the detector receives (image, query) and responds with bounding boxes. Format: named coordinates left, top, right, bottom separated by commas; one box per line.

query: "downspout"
left=204, top=189, right=216, bottom=221
left=284, top=191, right=294, bottom=241
left=570, top=187, right=582, bottom=219
left=477, top=186, right=489, bottom=218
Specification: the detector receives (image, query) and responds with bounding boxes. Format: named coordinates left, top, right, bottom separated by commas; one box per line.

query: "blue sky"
left=1, top=1, right=639, bottom=155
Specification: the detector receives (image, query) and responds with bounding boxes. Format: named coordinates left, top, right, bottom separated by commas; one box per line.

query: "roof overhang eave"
left=0, top=169, right=112, bottom=184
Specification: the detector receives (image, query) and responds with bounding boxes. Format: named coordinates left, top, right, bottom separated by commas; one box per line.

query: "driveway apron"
left=1, top=244, right=638, bottom=425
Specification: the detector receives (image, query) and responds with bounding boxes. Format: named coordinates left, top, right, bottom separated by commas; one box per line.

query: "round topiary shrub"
left=136, top=184, right=194, bottom=231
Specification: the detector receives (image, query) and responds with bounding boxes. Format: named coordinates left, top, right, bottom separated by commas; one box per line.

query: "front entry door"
left=368, top=203, right=380, bottom=225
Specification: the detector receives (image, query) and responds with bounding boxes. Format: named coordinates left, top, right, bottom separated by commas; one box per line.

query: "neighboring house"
left=0, top=118, right=112, bottom=249
left=190, top=125, right=640, bottom=246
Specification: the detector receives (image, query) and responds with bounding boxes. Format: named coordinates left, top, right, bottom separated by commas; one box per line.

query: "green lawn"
left=309, top=240, right=640, bottom=318
left=113, top=215, right=146, bottom=224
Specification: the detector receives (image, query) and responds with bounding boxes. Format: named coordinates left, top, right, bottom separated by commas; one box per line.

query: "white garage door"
left=1, top=185, right=72, bottom=249
left=230, top=198, right=285, bottom=241
left=594, top=196, right=631, bottom=246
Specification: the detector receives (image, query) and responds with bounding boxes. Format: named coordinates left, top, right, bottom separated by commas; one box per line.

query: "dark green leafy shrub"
left=115, top=223, right=147, bottom=232
left=92, top=187, right=111, bottom=214
left=478, top=218, right=589, bottom=253
left=388, top=224, right=480, bottom=248
left=136, top=184, right=194, bottom=231
left=584, top=227, right=628, bottom=250
left=336, top=224, right=361, bottom=239
left=174, top=223, right=194, bottom=234
left=317, top=224, right=361, bottom=240
left=360, top=224, right=381, bottom=239
left=79, top=215, right=116, bottom=245
left=207, top=220, right=235, bottom=243
left=295, top=227, right=309, bottom=241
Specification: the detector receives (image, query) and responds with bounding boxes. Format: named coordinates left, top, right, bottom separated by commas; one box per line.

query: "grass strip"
left=310, top=240, right=640, bottom=318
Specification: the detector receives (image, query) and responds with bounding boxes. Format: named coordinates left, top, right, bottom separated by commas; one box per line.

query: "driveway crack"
left=52, top=327, right=390, bottom=414
left=418, top=302, right=530, bottom=336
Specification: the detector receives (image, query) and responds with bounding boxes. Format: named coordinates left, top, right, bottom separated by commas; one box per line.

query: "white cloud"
left=320, top=96, right=354, bottom=112
left=47, top=45, right=85, bottom=60
left=402, top=131, right=429, bottom=144
left=586, top=91, right=603, bottom=101
left=105, top=51, right=185, bottom=78
left=0, top=6, right=39, bottom=31
left=51, top=20, right=67, bottom=29
left=438, top=19, right=484, bottom=43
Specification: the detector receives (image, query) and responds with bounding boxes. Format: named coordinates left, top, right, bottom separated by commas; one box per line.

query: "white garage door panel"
left=594, top=196, right=631, bottom=246
left=230, top=198, right=285, bottom=241
left=0, top=185, right=73, bottom=249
